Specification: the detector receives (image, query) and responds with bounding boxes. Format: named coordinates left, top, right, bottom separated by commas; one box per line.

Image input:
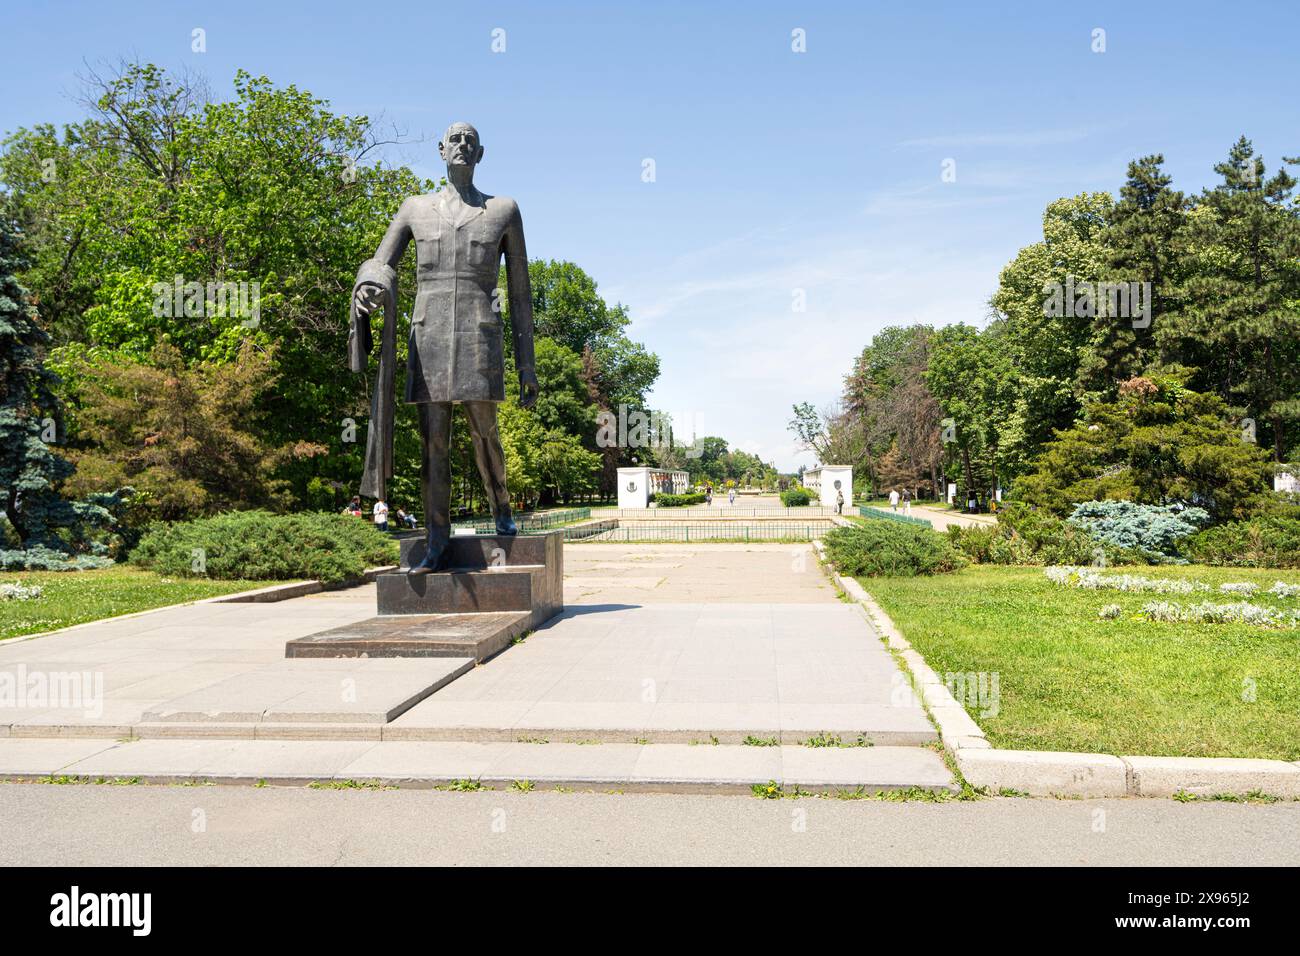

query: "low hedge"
left=653, top=492, right=706, bottom=507
left=780, top=487, right=813, bottom=507
left=1182, top=516, right=1300, bottom=569
left=130, top=511, right=399, bottom=585
left=824, top=520, right=967, bottom=577
left=947, top=502, right=1113, bottom=566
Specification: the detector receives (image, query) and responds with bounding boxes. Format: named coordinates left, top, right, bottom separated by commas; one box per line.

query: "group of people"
left=702, top=486, right=739, bottom=506
left=887, top=488, right=914, bottom=515
left=343, top=496, right=418, bottom=532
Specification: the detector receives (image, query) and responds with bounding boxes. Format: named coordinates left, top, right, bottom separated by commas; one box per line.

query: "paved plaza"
left=0, top=543, right=951, bottom=791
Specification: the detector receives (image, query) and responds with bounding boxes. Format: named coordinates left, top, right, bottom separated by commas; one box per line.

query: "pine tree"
left=1167, top=137, right=1300, bottom=462
left=1079, top=155, right=1187, bottom=391
left=0, top=217, right=113, bottom=565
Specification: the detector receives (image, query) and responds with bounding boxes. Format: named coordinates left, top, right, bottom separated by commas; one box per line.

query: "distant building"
left=617, top=467, right=690, bottom=508
left=801, top=465, right=852, bottom=509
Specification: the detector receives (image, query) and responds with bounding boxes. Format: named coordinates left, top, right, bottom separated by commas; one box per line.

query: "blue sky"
left=3, top=1, right=1298, bottom=470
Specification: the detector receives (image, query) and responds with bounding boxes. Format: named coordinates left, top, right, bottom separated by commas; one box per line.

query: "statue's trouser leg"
left=462, top=400, right=515, bottom=532
left=415, top=402, right=453, bottom=570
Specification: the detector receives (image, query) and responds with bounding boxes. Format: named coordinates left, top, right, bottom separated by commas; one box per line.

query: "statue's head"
left=439, top=122, right=483, bottom=170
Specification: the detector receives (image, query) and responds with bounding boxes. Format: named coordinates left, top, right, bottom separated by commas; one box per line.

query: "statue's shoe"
left=495, top=516, right=519, bottom=536
left=407, top=542, right=450, bottom=576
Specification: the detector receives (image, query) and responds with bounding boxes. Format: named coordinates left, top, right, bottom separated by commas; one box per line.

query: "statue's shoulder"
left=481, top=193, right=520, bottom=217
left=404, top=192, right=440, bottom=210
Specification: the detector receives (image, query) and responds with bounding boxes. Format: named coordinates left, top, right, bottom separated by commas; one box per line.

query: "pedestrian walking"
left=372, top=498, right=389, bottom=532
left=889, top=489, right=900, bottom=512
left=835, top=488, right=844, bottom=515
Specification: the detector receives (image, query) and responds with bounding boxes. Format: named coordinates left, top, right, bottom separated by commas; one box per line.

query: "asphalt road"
left=2, top=783, right=1296, bottom=866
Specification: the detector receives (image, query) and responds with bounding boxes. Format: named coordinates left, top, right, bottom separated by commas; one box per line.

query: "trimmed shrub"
left=653, top=492, right=706, bottom=507
left=946, top=502, right=1110, bottom=566
left=780, top=487, right=813, bottom=507
left=824, top=521, right=967, bottom=577
left=130, top=511, right=399, bottom=585
left=1067, top=500, right=1209, bottom=561
left=1182, top=517, right=1300, bottom=569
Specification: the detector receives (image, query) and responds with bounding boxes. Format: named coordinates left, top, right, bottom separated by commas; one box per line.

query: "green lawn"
left=0, top=566, right=270, bottom=642
left=864, top=564, right=1300, bottom=760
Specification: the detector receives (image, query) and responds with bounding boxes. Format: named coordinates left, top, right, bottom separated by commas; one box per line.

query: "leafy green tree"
left=1, top=62, right=426, bottom=503
left=991, top=192, right=1113, bottom=457
left=924, top=324, right=1015, bottom=507
left=62, top=341, right=326, bottom=520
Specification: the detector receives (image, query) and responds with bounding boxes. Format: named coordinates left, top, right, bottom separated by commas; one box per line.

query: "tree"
left=537, top=429, right=600, bottom=503
left=788, top=401, right=869, bottom=476
left=843, top=325, right=945, bottom=496
left=62, top=340, right=325, bottom=520
left=1013, top=376, right=1272, bottom=521
left=925, top=324, right=1015, bottom=508
left=0, top=218, right=114, bottom=562
left=990, top=192, right=1114, bottom=458
left=1163, top=138, right=1300, bottom=462
left=1, top=62, right=425, bottom=504
left=1078, top=155, right=1187, bottom=392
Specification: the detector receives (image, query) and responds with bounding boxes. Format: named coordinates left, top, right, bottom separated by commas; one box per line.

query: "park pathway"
left=863, top=503, right=996, bottom=532
left=0, top=542, right=951, bottom=793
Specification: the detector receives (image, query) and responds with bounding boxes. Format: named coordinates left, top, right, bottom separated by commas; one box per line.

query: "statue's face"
left=440, top=124, right=483, bottom=168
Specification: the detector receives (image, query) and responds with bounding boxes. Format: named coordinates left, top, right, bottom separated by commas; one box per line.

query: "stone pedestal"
left=286, top=532, right=564, bottom=661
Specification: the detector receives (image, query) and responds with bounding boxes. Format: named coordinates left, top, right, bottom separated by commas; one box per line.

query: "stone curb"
left=208, top=565, right=396, bottom=603
left=0, top=740, right=958, bottom=796
left=813, top=543, right=1300, bottom=800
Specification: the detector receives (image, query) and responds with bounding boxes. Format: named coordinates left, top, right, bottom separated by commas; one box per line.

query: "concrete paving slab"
left=141, top=658, right=473, bottom=724
left=0, top=738, right=121, bottom=775
left=62, top=739, right=243, bottom=777
left=780, top=745, right=954, bottom=790
left=195, top=740, right=378, bottom=779
left=630, top=743, right=779, bottom=786
left=487, top=741, right=643, bottom=783
left=339, top=741, right=510, bottom=779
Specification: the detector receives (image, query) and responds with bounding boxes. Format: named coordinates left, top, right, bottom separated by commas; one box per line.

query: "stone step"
left=286, top=611, right=534, bottom=661
left=0, top=737, right=957, bottom=794
left=376, top=567, right=539, bottom=615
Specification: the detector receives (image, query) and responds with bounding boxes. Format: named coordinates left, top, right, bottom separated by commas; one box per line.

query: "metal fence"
left=585, top=522, right=833, bottom=542
left=590, top=506, right=844, bottom=518
left=452, top=507, right=592, bottom=534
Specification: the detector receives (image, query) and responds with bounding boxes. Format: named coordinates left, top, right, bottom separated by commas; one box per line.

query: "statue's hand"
left=518, top=370, right=539, bottom=409
left=353, top=282, right=385, bottom=317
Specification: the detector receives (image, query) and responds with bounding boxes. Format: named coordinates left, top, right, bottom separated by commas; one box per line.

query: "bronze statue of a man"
left=349, top=122, right=537, bottom=574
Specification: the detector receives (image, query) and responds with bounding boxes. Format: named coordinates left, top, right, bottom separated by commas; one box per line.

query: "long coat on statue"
left=348, top=188, right=536, bottom=499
